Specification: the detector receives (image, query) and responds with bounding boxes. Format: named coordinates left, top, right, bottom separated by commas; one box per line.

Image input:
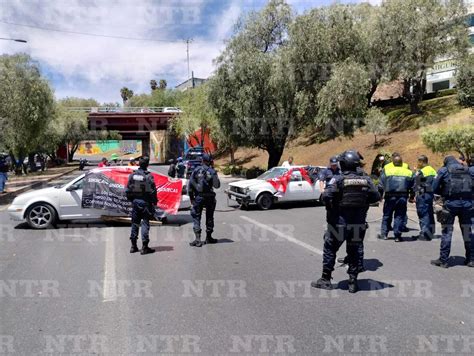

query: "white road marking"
left=240, top=215, right=324, bottom=256
left=103, top=234, right=117, bottom=302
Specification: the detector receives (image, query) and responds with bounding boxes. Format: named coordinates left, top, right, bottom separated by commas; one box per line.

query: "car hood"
left=11, top=187, right=60, bottom=204
left=229, top=179, right=268, bottom=189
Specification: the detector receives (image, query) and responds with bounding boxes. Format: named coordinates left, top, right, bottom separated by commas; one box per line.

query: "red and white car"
left=225, top=166, right=324, bottom=210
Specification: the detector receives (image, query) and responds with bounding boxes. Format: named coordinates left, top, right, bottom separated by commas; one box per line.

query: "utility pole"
left=185, top=38, right=193, bottom=79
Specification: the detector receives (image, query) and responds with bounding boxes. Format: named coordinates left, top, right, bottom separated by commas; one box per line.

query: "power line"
left=0, top=19, right=180, bottom=43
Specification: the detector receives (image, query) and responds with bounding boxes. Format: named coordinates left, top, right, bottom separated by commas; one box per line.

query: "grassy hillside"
left=215, top=95, right=473, bottom=171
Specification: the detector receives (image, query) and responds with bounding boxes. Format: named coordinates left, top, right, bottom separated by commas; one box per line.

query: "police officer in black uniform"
left=431, top=156, right=473, bottom=268
left=188, top=154, right=221, bottom=247
left=312, top=150, right=380, bottom=293
left=126, top=156, right=157, bottom=255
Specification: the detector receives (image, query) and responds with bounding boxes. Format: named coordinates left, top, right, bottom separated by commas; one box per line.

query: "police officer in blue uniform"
left=188, top=154, right=221, bottom=247
left=312, top=150, right=380, bottom=293
left=319, top=157, right=340, bottom=193
left=176, top=157, right=186, bottom=179
left=378, top=155, right=414, bottom=242
left=431, top=156, right=473, bottom=268
left=413, top=155, right=437, bottom=241
left=126, top=156, right=157, bottom=255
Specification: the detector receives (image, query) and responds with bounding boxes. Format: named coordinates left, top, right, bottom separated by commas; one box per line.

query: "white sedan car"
left=8, top=168, right=191, bottom=229
left=225, top=166, right=323, bottom=210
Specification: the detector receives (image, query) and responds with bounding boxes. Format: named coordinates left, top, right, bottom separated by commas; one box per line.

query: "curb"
left=0, top=167, right=78, bottom=206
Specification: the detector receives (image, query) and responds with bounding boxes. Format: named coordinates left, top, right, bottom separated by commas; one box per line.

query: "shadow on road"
left=363, top=258, right=383, bottom=271
left=151, top=245, right=174, bottom=252
left=450, top=256, right=469, bottom=267
left=337, top=279, right=395, bottom=292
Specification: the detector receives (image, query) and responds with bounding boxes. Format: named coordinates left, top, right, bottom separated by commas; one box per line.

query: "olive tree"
left=421, top=125, right=474, bottom=161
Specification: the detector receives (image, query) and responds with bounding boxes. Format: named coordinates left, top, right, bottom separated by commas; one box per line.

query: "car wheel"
left=257, top=193, right=273, bottom=210
left=26, top=203, right=57, bottom=229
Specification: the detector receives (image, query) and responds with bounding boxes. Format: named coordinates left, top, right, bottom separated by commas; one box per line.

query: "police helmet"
left=201, top=154, right=211, bottom=163
left=338, top=150, right=361, bottom=171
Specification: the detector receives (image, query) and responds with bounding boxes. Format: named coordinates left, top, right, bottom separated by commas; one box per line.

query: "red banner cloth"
left=82, top=167, right=183, bottom=215
left=266, top=167, right=313, bottom=194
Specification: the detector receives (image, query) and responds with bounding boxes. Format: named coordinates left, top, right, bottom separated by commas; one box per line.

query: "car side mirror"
left=66, top=184, right=79, bottom=191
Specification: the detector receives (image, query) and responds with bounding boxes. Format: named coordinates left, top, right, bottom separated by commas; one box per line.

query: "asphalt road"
left=0, top=166, right=473, bottom=355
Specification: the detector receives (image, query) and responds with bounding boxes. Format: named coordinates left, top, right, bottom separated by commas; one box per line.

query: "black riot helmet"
left=338, top=150, right=361, bottom=172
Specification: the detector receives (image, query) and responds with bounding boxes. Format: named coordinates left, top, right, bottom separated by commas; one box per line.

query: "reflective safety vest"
left=384, top=165, right=413, bottom=194
left=384, top=161, right=409, bottom=171
left=415, top=165, right=437, bottom=194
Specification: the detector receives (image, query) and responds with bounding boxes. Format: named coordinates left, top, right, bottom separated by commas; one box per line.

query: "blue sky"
left=0, top=0, right=379, bottom=103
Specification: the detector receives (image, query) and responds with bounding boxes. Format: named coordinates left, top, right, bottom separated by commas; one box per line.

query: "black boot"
left=430, top=258, right=449, bottom=268
left=130, top=239, right=139, bottom=253
left=140, top=241, right=155, bottom=255
left=311, top=272, right=332, bottom=290
left=189, top=232, right=203, bottom=247
left=205, top=232, right=218, bottom=244
left=348, top=276, right=359, bottom=294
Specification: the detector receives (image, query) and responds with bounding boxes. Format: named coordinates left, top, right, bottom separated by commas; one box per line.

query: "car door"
left=58, top=177, right=104, bottom=219
left=284, top=170, right=307, bottom=201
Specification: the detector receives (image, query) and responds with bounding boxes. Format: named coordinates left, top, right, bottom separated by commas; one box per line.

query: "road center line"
left=103, top=233, right=117, bottom=302
left=240, top=215, right=324, bottom=256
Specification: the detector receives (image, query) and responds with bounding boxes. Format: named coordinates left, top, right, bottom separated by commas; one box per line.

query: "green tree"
left=120, top=87, right=134, bottom=106
left=128, top=88, right=181, bottom=108
left=0, top=54, right=55, bottom=169
left=159, top=79, right=167, bottom=90
left=287, top=4, right=366, bottom=122
left=364, top=107, right=390, bottom=145
left=173, top=84, right=220, bottom=147
left=210, top=0, right=302, bottom=169
left=316, top=60, right=370, bottom=137
left=456, top=55, right=474, bottom=107
left=421, top=125, right=474, bottom=161
left=380, top=0, right=468, bottom=113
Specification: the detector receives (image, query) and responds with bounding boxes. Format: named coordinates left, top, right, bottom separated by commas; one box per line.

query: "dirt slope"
left=215, top=105, right=473, bottom=171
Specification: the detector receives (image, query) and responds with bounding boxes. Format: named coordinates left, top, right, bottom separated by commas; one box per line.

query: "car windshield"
left=257, top=167, right=288, bottom=180
left=185, top=152, right=203, bottom=160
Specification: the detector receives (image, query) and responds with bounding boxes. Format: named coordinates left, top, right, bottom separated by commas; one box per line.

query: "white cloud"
left=0, top=0, right=239, bottom=103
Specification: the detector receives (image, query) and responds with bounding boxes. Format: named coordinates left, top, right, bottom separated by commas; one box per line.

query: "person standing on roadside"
left=188, top=154, right=221, bottom=247
left=430, top=156, right=473, bottom=268
left=412, top=155, right=437, bottom=241
left=126, top=156, right=157, bottom=255
left=0, top=154, right=9, bottom=194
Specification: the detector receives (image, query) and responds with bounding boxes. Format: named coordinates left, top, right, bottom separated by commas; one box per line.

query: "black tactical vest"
left=128, top=170, right=154, bottom=201
left=339, top=175, right=370, bottom=208
left=194, top=166, right=212, bottom=194
left=443, top=166, right=472, bottom=200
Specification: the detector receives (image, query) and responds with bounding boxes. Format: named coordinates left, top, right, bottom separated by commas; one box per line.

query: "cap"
left=329, top=157, right=338, bottom=164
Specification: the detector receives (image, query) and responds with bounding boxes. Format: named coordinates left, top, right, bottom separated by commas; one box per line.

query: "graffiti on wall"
left=77, top=141, right=142, bottom=156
